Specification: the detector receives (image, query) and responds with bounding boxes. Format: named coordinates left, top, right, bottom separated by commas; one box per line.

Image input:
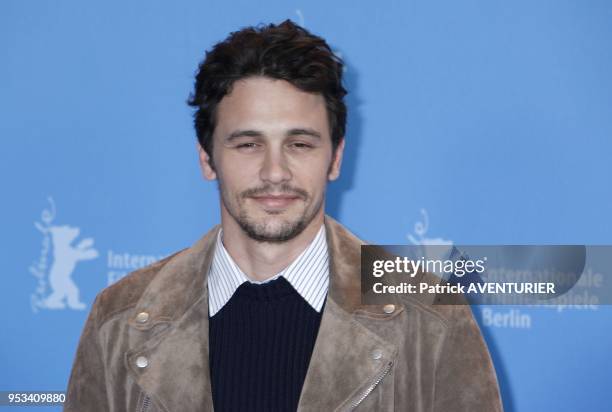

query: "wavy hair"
left=187, top=19, right=347, bottom=168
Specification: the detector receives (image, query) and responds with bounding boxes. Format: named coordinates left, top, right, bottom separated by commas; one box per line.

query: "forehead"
left=214, top=76, right=329, bottom=137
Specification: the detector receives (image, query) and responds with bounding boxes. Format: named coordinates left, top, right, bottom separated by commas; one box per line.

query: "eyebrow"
left=287, top=128, right=322, bottom=139
left=225, top=128, right=322, bottom=142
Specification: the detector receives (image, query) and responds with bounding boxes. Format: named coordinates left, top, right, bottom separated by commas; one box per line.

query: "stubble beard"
left=218, top=181, right=323, bottom=243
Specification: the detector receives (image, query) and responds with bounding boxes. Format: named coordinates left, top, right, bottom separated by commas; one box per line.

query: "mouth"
left=249, top=194, right=301, bottom=209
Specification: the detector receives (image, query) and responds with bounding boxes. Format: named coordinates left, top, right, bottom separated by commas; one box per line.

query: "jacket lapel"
left=125, top=225, right=219, bottom=411
left=296, top=297, right=398, bottom=411
left=297, top=216, right=399, bottom=411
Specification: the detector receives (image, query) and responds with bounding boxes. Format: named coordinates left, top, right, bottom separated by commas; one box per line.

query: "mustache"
left=241, top=184, right=308, bottom=200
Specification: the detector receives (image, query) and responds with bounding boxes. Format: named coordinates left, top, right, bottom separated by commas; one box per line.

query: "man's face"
left=198, top=76, right=344, bottom=243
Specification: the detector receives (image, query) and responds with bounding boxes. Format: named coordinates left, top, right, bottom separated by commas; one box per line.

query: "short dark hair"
left=187, top=19, right=347, bottom=167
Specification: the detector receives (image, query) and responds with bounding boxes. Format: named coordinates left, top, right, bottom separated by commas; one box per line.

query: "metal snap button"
left=383, top=304, right=395, bottom=314
left=371, top=349, right=383, bottom=360
left=136, top=356, right=149, bottom=368
left=136, top=311, right=150, bottom=323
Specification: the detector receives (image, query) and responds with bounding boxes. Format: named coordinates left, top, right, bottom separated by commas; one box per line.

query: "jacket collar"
left=125, top=214, right=402, bottom=411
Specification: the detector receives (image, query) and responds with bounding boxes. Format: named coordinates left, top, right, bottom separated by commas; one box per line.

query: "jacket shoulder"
left=398, top=292, right=478, bottom=331
left=94, top=248, right=187, bottom=325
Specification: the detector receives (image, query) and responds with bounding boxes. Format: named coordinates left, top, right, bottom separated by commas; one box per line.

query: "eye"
left=236, top=142, right=260, bottom=150
left=289, top=142, right=313, bottom=149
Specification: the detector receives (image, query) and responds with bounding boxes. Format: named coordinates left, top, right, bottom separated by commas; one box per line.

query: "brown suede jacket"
left=64, top=215, right=502, bottom=412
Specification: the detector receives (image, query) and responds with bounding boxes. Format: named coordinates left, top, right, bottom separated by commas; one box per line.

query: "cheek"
left=217, top=162, right=259, bottom=191
left=294, top=163, right=330, bottom=190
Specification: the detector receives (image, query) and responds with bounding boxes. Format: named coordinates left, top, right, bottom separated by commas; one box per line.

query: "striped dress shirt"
left=207, top=224, right=329, bottom=317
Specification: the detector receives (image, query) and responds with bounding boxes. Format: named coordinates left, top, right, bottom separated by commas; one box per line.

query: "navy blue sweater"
left=209, top=276, right=326, bottom=412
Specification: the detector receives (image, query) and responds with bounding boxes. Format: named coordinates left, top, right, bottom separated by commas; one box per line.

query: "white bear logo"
left=30, top=198, right=98, bottom=312
left=44, top=225, right=98, bottom=309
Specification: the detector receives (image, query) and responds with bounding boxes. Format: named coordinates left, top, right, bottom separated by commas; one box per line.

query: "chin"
left=239, top=211, right=307, bottom=240
left=259, top=215, right=301, bottom=231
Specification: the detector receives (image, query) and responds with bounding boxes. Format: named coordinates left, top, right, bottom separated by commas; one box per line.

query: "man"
left=64, top=20, right=502, bottom=411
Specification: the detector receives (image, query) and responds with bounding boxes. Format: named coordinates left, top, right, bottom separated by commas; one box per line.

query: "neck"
left=219, top=209, right=325, bottom=282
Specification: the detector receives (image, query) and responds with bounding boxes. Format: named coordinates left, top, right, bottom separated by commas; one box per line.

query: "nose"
left=259, top=147, right=292, bottom=184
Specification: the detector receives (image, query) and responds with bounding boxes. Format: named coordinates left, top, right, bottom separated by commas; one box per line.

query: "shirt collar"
left=207, top=224, right=329, bottom=317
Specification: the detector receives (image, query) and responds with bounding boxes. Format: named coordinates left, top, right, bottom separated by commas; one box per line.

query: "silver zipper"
left=140, top=394, right=151, bottom=412
left=348, top=361, right=393, bottom=410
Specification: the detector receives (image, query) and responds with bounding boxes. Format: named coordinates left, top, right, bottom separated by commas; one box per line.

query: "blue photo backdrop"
left=2, top=1, right=611, bottom=411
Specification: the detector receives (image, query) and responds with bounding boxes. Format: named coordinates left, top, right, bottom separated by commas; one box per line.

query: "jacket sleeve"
left=433, top=306, right=503, bottom=412
left=64, top=293, right=110, bottom=412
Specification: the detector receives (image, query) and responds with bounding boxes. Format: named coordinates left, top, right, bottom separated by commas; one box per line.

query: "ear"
left=328, top=137, right=345, bottom=181
left=197, top=143, right=217, bottom=180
